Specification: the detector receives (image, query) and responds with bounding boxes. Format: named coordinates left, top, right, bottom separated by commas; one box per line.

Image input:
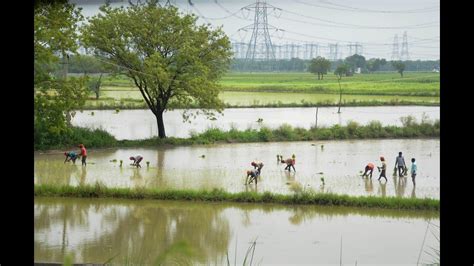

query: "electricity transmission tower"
left=239, top=0, right=281, bottom=61
left=329, top=43, right=339, bottom=61
left=391, top=34, right=400, bottom=60
left=400, top=31, right=409, bottom=60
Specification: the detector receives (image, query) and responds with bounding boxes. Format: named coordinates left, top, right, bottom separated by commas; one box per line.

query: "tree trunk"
left=156, top=110, right=166, bottom=138
left=321, top=74, right=324, bottom=80
left=400, top=71, right=403, bottom=78
left=337, top=79, right=342, bottom=113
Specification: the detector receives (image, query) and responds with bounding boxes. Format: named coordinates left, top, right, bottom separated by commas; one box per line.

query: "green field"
left=90, top=72, right=439, bottom=109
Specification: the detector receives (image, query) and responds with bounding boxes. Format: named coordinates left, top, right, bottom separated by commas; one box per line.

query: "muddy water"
left=35, top=197, right=439, bottom=265
left=72, top=106, right=439, bottom=139
left=34, top=139, right=439, bottom=199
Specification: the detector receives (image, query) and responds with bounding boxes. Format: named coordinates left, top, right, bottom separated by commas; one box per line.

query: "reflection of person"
left=378, top=180, right=387, bottom=197
left=394, top=152, right=406, bottom=177
left=377, top=156, right=387, bottom=182
left=64, top=151, right=78, bottom=164
left=411, top=185, right=416, bottom=198
left=129, top=155, right=143, bottom=168
left=79, top=144, right=87, bottom=166
left=80, top=167, right=87, bottom=186
left=395, top=175, right=407, bottom=197
left=362, top=163, right=375, bottom=178
left=410, top=158, right=417, bottom=186
left=364, top=177, right=373, bottom=193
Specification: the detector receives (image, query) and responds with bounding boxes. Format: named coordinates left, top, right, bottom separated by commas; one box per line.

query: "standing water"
left=35, top=139, right=439, bottom=199
left=71, top=106, right=439, bottom=139
left=35, top=197, right=440, bottom=265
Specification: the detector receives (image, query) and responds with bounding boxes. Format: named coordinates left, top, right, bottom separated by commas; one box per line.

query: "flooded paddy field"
left=71, top=106, right=439, bottom=139
left=35, top=197, right=439, bottom=265
left=35, top=139, right=439, bottom=199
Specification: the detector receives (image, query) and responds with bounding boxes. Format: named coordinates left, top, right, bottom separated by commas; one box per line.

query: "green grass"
left=34, top=184, right=440, bottom=210
left=34, top=118, right=440, bottom=151
left=92, top=72, right=439, bottom=108
left=85, top=91, right=438, bottom=109
left=219, top=72, right=439, bottom=96
left=102, top=72, right=440, bottom=95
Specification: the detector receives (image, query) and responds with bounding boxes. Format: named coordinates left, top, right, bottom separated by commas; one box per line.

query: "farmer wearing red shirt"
left=79, top=144, right=87, bottom=166
left=362, top=162, right=375, bottom=178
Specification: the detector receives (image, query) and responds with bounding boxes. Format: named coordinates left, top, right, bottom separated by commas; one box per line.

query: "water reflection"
left=378, top=181, right=387, bottom=197
left=35, top=198, right=439, bottom=264
left=35, top=198, right=231, bottom=264
left=364, top=177, right=373, bottom=193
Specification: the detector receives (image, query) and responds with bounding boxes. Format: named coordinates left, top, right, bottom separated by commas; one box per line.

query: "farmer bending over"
left=246, top=169, right=260, bottom=185
left=251, top=161, right=264, bottom=172
left=362, top=163, right=375, bottom=178
left=64, top=151, right=78, bottom=164
left=129, top=155, right=143, bottom=168
left=282, top=154, right=296, bottom=172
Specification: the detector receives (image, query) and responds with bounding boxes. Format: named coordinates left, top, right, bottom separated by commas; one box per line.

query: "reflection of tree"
left=34, top=199, right=230, bottom=265
left=34, top=198, right=90, bottom=263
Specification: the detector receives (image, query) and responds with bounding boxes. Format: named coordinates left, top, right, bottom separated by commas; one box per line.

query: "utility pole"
left=400, top=31, right=409, bottom=61
left=391, top=34, right=400, bottom=60
left=240, top=0, right=281, bottom=61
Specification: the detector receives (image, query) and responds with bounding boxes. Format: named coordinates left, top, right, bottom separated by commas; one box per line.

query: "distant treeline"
left=65, top=55, right=439, bottom=74
left=231, top=58, right=440, bottom=72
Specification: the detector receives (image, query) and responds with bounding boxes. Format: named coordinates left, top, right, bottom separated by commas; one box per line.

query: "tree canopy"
left=391, top=61, right=406, bottom=77
left=308, top=56, right=331, bottom=80
left=344, top=54, right=366, bottom=73
left=34, top=2, right=89, bottom=147
left=81, top=3, right=232, bottom=138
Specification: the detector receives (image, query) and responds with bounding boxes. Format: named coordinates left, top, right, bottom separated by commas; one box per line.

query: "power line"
left=278, top=8, right=439, bottom=29
left=295, top=0, right=439, bottom=14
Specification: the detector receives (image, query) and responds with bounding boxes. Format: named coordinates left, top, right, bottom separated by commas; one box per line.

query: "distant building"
left=355, top=67, right=361, bottom=74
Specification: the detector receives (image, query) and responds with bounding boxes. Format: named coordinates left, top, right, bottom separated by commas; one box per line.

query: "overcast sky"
left=70, top=0, right=440, bottom=60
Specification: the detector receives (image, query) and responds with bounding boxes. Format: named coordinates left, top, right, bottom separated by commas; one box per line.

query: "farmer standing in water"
left=79, top=144, right=87, bottom=166
left=377, top=156, right=387, bottom=182
left=394, top=152, right=406, bottom=177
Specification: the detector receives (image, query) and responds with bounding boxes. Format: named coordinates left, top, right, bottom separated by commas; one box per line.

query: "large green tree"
left=344, top=54, right=366, bottom=73
left=308, top=56, right=331, bottom=80
left=34, top=1, right=89, bottom=147
left=82, top=2, right=232, bottom=138
left=392, top=61, right=406, bottom=77
left=366, top=58, right=387, bottom=73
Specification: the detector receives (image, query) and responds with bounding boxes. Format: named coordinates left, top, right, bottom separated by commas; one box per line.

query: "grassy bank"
left=35, top=118, right=440, bottom=151
left=34, top=184, right=439, bottom=211
left=83, top=97, right=439, bottom=110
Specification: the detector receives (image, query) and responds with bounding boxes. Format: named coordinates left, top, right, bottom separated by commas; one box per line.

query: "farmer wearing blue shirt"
left=410, top=158, right=417, bottom=186
left=64, top=151, right=78, bottom=164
